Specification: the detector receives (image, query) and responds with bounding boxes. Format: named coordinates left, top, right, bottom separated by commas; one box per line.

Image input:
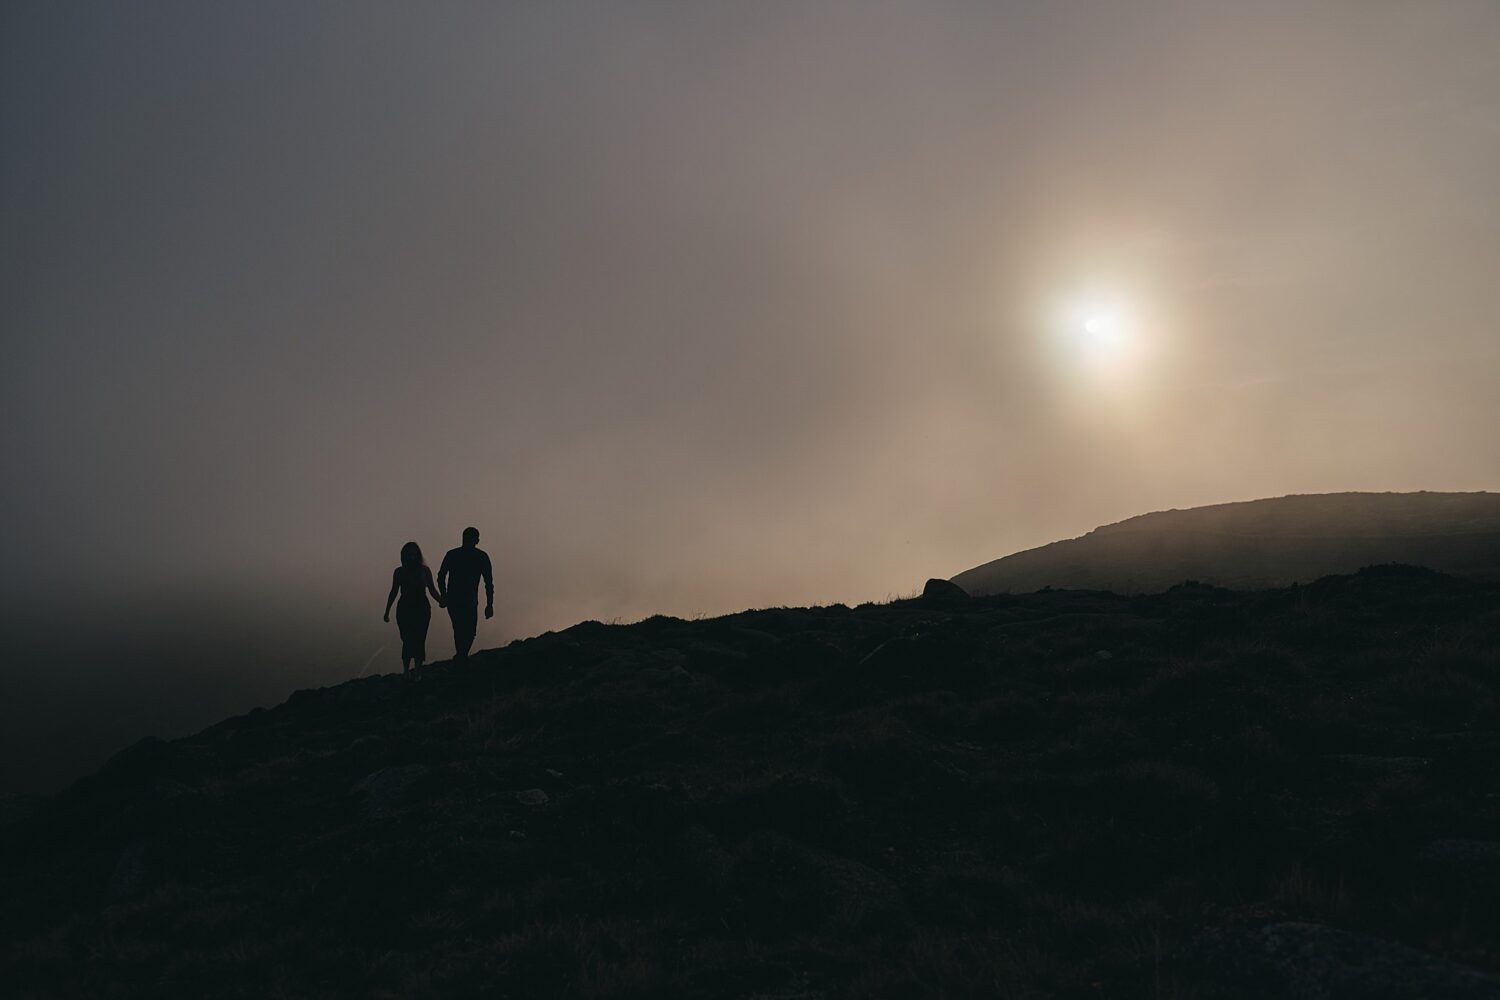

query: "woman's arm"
left=384, top=570, right=399, bottom=622
left=425, top=567, right=444, bottom=606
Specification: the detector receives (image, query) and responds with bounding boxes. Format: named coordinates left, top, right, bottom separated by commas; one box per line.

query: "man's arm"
left=482, top=551, right=494, bottom=617
left=436, top=550, right=451, bottom=598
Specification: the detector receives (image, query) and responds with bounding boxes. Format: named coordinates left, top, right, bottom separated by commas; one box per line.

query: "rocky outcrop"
left=920, top=577, right=970, bottom=603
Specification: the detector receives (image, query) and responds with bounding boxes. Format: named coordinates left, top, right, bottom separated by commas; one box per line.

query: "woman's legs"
left=413, top=608, right=430, bottom=679
left=398, top=603, right=432, bottom=680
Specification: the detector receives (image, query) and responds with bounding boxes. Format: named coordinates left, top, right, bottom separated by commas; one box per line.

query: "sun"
left=1061, top=294, right=1136, bottom=372
left=1028, top=276, right=1158, bottom=388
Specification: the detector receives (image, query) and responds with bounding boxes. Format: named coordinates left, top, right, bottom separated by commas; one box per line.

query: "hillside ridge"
left=954, top=491, right=1500, bottom=596
left=3, top=565, right=1499, bottom=997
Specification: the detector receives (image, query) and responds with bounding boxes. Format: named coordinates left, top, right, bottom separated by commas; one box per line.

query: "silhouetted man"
left=437, top=527, right=493, bottom=660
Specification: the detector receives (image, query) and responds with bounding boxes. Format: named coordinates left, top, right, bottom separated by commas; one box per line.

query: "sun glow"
left=1054, top=291, right=1141, bottom=377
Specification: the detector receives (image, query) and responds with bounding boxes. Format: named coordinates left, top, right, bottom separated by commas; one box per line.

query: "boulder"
left=920, top=578, right=970, bottom=603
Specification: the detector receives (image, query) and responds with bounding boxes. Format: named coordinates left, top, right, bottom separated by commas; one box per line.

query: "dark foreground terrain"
left=4, top=566, right=1500, bottom=998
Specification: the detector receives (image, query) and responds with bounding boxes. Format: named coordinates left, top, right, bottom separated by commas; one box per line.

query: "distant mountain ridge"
left=952, top=491, right=1500, bottom=595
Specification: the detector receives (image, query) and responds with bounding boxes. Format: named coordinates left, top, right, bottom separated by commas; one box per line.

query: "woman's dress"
left=393, top=566, right=433, bottom=663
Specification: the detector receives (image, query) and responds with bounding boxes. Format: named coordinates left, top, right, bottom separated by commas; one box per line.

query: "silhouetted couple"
left=383, top=527, right=495, bottom=679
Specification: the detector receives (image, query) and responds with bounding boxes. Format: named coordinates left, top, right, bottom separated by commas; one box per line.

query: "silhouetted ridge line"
left=952, top=491, right=1500, bottom=596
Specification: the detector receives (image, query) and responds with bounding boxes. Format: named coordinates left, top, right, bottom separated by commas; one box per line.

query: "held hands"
left=485, top=605, right=494, bottom=620
left=383, top=611, right=390, bottom=623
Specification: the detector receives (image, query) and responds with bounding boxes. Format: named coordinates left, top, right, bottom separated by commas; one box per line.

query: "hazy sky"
left=3, top=2, right=1499, bottom=787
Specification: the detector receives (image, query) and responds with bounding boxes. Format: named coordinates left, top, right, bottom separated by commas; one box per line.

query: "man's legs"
left=449, top=602, right=478, bottom=659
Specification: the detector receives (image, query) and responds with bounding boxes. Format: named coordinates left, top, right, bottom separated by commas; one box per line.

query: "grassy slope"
left=3, top=566, right=1499, bottom=998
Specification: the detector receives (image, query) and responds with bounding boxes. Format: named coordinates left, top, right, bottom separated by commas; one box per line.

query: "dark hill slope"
left=4, top=567, right=1500, bottom=998
left=953, top=491, right=1500, bottom=596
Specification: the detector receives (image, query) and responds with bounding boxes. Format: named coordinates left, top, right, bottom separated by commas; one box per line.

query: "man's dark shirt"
left=438, top=546, right=494, bottom=607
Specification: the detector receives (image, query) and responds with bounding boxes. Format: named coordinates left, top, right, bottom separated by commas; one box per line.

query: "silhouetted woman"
left=384, top=542, right=444, bottom=679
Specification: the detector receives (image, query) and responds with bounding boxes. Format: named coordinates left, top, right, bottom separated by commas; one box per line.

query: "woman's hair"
left=399, top=541, right=425, bottom=574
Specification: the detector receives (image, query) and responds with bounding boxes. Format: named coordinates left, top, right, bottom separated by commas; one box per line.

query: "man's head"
left=462, top=526, right=480, bottom=548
